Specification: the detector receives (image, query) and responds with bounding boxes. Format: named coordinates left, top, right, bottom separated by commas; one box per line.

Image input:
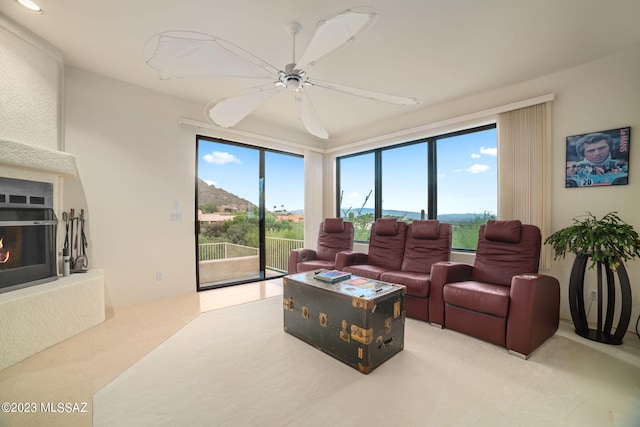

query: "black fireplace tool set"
left=62, top=208, right=88, bottom=274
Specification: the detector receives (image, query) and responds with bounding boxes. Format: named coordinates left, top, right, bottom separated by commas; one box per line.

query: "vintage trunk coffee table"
left=283, top=271, right=405, bottom=374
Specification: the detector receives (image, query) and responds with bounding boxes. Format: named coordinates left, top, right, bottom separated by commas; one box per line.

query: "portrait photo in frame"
left=565, top=127, right=630, bottom=188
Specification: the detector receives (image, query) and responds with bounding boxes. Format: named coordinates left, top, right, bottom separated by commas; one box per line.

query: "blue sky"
left=340, top=128, right=497, bottom=215
left=199, top=127, right=496, bottom=215
left=198, top=140, right=305, bottom=212
left=436, top=128, right=497, bottom=214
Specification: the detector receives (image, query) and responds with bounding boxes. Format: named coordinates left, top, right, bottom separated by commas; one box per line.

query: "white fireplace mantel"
left=1, top=139, right=77, bottom=177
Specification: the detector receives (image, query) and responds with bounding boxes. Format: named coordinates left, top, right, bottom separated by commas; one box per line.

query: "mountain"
left=338, top=208, right=491, bottom=223
left=197, top=178, right=255, bottom=211
left=196, top=183, right=488, bottom=221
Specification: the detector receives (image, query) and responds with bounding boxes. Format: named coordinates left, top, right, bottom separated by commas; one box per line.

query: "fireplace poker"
left=68, top=209, right=75, bottom=267
left=73, top=209, right=88, bottom=272
left=74, top=214, right=79, bottom=259
left=62, top=211, right=69, bottom=253
left=62, top=211, right=70, bottom=276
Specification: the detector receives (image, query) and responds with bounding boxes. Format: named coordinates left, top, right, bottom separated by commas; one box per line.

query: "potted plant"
left=544, top=211, right=640, bottom=344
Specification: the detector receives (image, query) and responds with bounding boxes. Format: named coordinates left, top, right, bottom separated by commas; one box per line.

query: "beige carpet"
left=93, top=297, right=640, bottom=427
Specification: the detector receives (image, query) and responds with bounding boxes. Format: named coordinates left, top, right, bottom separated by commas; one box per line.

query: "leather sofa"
left=429, top=220, right=560, bottom=358
left=335, top=218, right=451, bottom=321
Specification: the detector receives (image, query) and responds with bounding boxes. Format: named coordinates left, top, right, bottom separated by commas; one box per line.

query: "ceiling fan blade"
left=297, top=88, right=329, bottom=139
left=145, top=31, right=279, bottom=79
left=297, top=7, right=377, bottom=69
left=310, top=79, right=421, bottom=106
left=205, top=84, right=282, bottom=127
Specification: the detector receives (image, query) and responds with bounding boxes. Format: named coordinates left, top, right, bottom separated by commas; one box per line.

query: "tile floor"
left=0, top=278, right=284, bottom=427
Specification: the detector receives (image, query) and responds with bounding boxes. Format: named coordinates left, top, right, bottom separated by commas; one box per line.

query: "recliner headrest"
left=411, top=220, right=440, bottom=239
left=323, top=218, right=345, bottom=233
left=375, top=218, right=399, bottom=236
left=484, top=220, right=522, bottom=243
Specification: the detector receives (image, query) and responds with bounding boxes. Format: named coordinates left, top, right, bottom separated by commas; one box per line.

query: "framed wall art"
left=565, top=126, right=630, bottom=188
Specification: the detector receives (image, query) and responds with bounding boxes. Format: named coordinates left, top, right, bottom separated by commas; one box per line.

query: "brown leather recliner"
left=287, top=218, right=354, bottom=274
left=380, top=220, right=451, bottom=321
left=335, top=218, right=408, bottom=280
left=429, top=220, right=560, bottom=359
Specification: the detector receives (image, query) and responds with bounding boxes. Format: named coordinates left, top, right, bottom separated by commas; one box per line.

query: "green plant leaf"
left=544, top=211, right=640, bottom=270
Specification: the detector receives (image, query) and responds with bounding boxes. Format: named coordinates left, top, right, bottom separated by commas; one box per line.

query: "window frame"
left=336, top=123, right=497, bottom=249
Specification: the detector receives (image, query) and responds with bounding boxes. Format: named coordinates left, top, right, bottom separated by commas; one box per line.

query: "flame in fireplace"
left=0, top=238, right=10, bottom=263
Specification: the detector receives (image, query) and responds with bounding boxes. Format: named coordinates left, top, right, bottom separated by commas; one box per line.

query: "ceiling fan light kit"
left=145, top=7, right=420, bottom=139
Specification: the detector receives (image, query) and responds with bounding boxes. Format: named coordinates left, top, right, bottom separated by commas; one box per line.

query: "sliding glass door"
left=196, top=137, right=303, bottom=289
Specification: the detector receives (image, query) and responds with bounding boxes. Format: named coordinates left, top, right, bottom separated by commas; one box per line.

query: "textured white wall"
left=0, top=15, right=62, bottom=150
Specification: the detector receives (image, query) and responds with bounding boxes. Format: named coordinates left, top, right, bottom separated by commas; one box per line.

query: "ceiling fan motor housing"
left=285, top=75, right=302, bottom=89
left=278, top=64, right=307, bottom=90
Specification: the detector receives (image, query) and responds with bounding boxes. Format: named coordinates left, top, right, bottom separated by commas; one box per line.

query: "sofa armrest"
left=428, top=261, right=474, bottom=326
left=506, top=274, right=560, bottom=358
left=287, top=249, right=317, bottom=274
left=335, top=251, right=369, bottom=270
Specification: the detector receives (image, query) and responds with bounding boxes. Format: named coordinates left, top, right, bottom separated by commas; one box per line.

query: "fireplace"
left=0, top=177, right=57, bottom=294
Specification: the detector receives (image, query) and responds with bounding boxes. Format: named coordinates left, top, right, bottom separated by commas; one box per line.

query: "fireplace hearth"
left=0, top=177, right=57, bottom=294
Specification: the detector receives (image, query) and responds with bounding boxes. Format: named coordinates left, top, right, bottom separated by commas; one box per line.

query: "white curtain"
left=497, top=102, right=553, bottom=269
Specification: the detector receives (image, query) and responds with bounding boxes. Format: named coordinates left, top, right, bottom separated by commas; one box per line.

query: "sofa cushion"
left=295, top=259, right=337, bottom=273
left=380, top=271, right=430, bottom=298
left=484, top=220, right=522, bottom=243
left=401, top=222, right=451, bottom=273
left=411, top=220, right=440, bottom=239
left=316, top=220, right=353, bottom=261
left=342, top=264, right=390, bottom=280
left=472, top=223, right=541, bottom=286
left=374, top=218, right=399, bottom=236
left=367, top=220, right=408, bottom=270
left=323, top=217, right=345, bottom=233
left=443, top=281, right=510, bottom=317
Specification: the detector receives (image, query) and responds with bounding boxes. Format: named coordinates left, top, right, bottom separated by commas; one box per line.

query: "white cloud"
left=203, top=151, right=241, bottom=165
left=452, top=168, right=464, bottom=173
left=204, top=180, right=216, bottom=186
left=480, top=146, right=497, bottom=156
left=347, top=191, right=360, bottom=200
left=471, top=153, right=481, bottom=159
left=467, top=163, right=491, bottom=174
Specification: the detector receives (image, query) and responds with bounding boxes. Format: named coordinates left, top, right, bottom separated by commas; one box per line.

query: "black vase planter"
left=568, top=254, right=632, bottom=345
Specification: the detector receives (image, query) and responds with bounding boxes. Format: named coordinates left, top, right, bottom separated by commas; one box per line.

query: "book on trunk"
left=313, top=269, right=351, bottom=283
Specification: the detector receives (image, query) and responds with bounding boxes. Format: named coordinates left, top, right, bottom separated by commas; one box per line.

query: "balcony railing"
left=198, top=242, right=258, bottom=260
left=265, top=237, right=305, bottom=272
left=198, top=237, right=304, bottom=274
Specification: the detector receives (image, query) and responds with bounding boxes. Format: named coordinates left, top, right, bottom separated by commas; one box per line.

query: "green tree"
left=199, top=202, right=217, bottom=214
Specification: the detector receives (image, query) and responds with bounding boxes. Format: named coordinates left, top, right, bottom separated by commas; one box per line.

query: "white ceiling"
left=3, top=0, right=640, bottom=145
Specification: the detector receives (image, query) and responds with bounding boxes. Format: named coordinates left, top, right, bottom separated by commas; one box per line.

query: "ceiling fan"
left=144, top=7, right=420, bottom=139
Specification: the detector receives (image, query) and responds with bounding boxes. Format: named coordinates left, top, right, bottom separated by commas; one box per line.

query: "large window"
left=337, top=125, right=496, bottom=250
left=196, top=137, right=304, bottom=289
left=337, top=152, right=375, bottom=241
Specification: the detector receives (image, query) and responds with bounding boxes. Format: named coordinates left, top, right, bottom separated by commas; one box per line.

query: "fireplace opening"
left=0, top=178, right=57, bottom=294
